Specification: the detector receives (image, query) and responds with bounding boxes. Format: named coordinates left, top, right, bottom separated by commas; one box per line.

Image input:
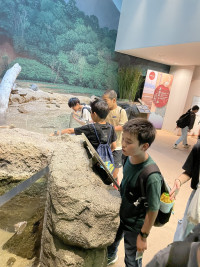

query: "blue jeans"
left=173, top=190, right=196, bottom=241
left=175, top=126, right=188, bottom=145
left=107, top=224, right=142, bottom=267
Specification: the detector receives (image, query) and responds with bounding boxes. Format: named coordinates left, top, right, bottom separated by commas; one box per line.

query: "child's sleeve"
left=146, top=174, right=162, bottom=211
left=119, top=108, right=128, bottom=126
left=74, top=125, right=89, bottom=135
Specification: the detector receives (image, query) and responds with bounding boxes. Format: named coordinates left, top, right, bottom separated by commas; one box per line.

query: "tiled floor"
left=112, top=129, right=197, bottom=267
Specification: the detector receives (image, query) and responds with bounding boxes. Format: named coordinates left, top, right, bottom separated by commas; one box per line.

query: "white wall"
left=116, top=0, right=200, bottom=51
left=162, top=66, right=195, bottom=132
left=186, top=67, right=200, bottom=135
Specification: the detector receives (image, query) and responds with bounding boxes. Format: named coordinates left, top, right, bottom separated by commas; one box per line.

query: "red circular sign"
left=149, top=71, right=155, bottom=80
left=153, top=84, right=170, bottom=108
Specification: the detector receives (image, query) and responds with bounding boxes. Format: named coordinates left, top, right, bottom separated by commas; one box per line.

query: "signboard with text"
left=142, top=70, right=173, bottom=129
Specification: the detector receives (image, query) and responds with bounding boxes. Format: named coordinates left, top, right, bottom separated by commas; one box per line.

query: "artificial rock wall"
left=39, top=134, right=121, bottom=267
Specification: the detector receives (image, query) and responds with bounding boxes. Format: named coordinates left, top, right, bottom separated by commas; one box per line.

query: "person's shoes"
left=173, top=144, right=178, bottom=149
left=183, top=144, right=190, bottom=148
left=107, top=254, right=118, bottom=265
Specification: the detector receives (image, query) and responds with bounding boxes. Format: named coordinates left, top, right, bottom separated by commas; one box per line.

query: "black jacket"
left=183, top=143, right=200, bottom=189
left=188, top=110, right=196, bottom=130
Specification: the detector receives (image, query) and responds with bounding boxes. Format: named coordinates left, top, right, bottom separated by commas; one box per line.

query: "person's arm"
left=72, top=113, right=86, bottom=126
left=111, top=141, right=116, bottom=151
left=137, top=174, right=162, bottom=252
left=114, top=109, right=128, bottom=131
left=61, top=128, right=75, bottom=134
left=137, top=210, right=158, bottom=252
left=114, top=125, right=123, bottom=131
left=169, top=171, right=191, bottom=200
left=189, top=113, right=195, bottom=130
left=50, top=128, right=75, bottom=136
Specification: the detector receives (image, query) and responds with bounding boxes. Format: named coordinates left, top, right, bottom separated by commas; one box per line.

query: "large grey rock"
left=0, top=129, right=121, bottom=267
left=40, top=227, right=106, bottom=267
left=40, top=135, right=121, bottom=266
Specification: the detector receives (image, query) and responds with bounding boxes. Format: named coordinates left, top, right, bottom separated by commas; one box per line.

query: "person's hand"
left=49, top=130, right=59, bottom=137
left=169, top=179, right=181, bottom=200
left=136, top=234, right=147, bottom=253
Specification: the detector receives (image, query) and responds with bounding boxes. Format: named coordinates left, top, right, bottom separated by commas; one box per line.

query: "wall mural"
left=0, top=0, right=169, bottom=95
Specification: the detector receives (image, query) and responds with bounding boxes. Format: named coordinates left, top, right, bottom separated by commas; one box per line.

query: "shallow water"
left=0, top=176, right=47, bottom=266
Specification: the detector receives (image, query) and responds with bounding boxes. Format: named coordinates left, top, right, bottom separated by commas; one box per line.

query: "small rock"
left=14, top=221, right=27, bottom=235
left=9, top=124, right=15, bottom=129
left=55, top=104, right=60, bottom=108
left=19, top=93, right=27, bottom=97
left=11, top=90, right=19, bottom=94
left=46, top=105, right=50, bottom=108
left=18, top=106, right=28, bottom=113
left=6, top=257, right=16, bottom=266
left=30, top=84, right=38, bottom=91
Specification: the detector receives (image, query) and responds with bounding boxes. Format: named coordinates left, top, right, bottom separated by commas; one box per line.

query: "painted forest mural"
left=0, top=0, right=169, bottom=95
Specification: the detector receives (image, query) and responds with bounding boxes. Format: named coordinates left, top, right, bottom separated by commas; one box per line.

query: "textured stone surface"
left=0, top=128, right=51, bottom=179
left=0, top=129, right=121, bottom=267
left=40, top=134, right=121, bottom=266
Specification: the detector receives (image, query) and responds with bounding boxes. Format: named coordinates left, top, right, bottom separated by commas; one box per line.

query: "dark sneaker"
left=173, top=144, right=178, bottom=149
left=183, top=144, right=190, bottom=148
left=107, top=254, right=118, bottom=265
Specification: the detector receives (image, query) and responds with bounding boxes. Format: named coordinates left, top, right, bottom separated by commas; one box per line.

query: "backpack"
left=123, top=157, right=172, bottom=227
left=81, top=105, right=91, bottom=117
left=176, top=111, right=191, bottom=128
left=92, top=124, right=115, bottom=175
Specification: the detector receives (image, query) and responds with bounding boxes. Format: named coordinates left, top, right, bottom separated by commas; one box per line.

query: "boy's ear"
left=141, top=143, right=149, bottom=151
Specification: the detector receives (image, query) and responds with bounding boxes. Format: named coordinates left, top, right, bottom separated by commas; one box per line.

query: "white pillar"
left=162, top=66, right=195, bottom=132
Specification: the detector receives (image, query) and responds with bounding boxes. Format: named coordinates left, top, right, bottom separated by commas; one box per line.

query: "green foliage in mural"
left=6, top=58, right=63, bottom=83
left=0, top=0, right=119, bottom=91
left=118, top=67, right=143, bottom=101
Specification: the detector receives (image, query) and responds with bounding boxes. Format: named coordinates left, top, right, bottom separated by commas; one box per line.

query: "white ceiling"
left=116, top=42, right=200, bottom=66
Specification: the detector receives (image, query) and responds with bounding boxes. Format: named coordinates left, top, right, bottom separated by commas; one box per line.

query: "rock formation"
left=40, top=134, right=121, bottom=267
left=0, top=128, right=121, bottom=267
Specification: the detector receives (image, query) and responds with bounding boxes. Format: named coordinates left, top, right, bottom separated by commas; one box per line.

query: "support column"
left=162, top=65, right=195, bottom=132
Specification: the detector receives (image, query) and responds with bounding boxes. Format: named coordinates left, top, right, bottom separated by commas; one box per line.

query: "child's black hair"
left=192, top=105, right=199, bottom=111
left=90, top=99, right=109, bottom=119
left=68, top=97, right=80, bottom=108
left=123, top=118, right=156, bottom=146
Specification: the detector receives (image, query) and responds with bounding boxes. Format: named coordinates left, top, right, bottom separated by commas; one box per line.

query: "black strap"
left=92, top=123, right=112, bottom=145
left=138, top=164, right=161, bottom=197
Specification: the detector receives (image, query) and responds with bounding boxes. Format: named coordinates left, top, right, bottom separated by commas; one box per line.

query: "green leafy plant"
left=5, top=58, right=63, bottom=83
left=117, top=67, right=143, bottom=101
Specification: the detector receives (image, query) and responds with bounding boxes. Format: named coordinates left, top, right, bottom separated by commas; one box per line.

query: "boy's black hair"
left=192, top=105, right=199, bottom=111
left=103, top=89, right=117, bottom=100
left=68, top=97, right=80, bottom=108
left=123, top=118, right=156, bottom=146
left=90, top=99, right=109, bottom=119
